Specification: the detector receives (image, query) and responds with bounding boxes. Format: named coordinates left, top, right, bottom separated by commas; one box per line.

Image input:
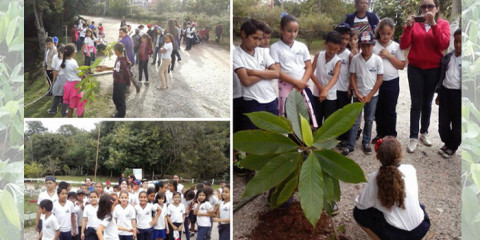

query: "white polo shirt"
left=270, top=39, right=311, bottom=81
left=373, top=40, right=405, bottom=81
left=167, top=203, right=185, bottom=223
left=100, top=216, right=119, bottom=240
left=83, top=204, right=101, bottom=229
left=233, top=46, right=276, bottom=103
left=52, top=201, right=75, bottom=232
left=194, top=202, right=213, bottom=227
left=74, top=201, right=84, bottom=228
left=63, top=59, right=81, bottom=82
left=349, top=53, right=384, bottom=97
left=336, top=49, right=352, bottom=92
left=219, top=201, right=231, bottom=223
left=134, top=203, right=157, bottom=229
left=42, top=214, right=60, bottom=240
left=443, top=55, right=461, bottom=90
left=153, top=203, right=167, bottom=230
left=113, top=204, right=136, bottom=236
left=313, top=51, right=341, bottom=100
left=38, top=190, right=58, bottom=221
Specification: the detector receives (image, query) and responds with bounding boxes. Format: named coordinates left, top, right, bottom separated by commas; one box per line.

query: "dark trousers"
left=152, top=46, right=161, bottom=65
left=46, top=70, right=54, bottom=86
left=375, top=77, right=400, bottom=138
left=49, top=96, right=68, bottom=117
left=196, top=226, right=210, bottom=240
left=134, top=46, right=140, bottom=64
left=59, top=231, right=73, bottom=240
left=186, top=37, right=193, bottom=50
left=84, top=227, right=98, bottom=240
left=113, top=82, right=127, bottom=118
left=84, top=52, right=95, bottom=66
left=438, top=87, right=461, bottom=151
left=218, top=224, right=230, bottom=240
left=242, top=98, right=279, bottom=130
left=353, top=205, right=430, bottom=240
left=408, top=66, right=440, bottom=139
left=337, top=90, right=352, bottom=141
left=170, top=49, right=180, bottom=70
left=74, top=227, right=82, bottom=240
left=233, top=97, right=244, bottom=133
left=119, top=236, right=134, bottom=240
left=167, top=222, right=183, bottom=240
left=138, top=59, right=149, bottom=82
left=312, top=97, right=337, bottom=128
left=137, top=228, right=153, bottom=240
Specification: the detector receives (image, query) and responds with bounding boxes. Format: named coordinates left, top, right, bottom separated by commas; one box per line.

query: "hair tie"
left=375, top=138, right=383, bottom=152
left=110, top=199, right=114, bottom=203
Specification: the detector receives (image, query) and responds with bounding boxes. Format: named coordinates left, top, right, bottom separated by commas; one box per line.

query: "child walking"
left=53, top=187, right=77, bottom=239
left=81, top=191, right=101, bottom=240
left=435, top=28, right=462, bottom=158
left=135, top=191, right=161, bottom=240
left=353, top=136, right=431, bottom=239
left=138, top=34, right=153, bottom=85
left=37, top=200, right=60, bottom=240
left=157, top=34, right=173, bottom=90
left=83, top=29, right=97, bottom=66
left=112, top=42, right=131, bottom=118
left=48, top=45, right=68, bottom=116
left=342, top=31, right=383, bottom=156
left=153, top=193, right=168, bottom=240
left=311, top=31, right=342, bottom=127
left=213, top=185, right=230, bottom=240
left=62, top=44, right=86, bottom=118
left=372, top=18, right=406, bottom=142
left=114, top=190, right=137, bottom=240
left=166, top=192, right=186, bottom=240
left=193, top=190, right=214, bottom=240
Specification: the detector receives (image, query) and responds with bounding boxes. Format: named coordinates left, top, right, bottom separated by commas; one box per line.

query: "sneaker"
left=138, top=81, right=142, bottom=85
left=441, top=148, right=455, bottom=158
left=438, top=145, right=447, bottom=155
left=356, top=128, right=362, bottom=140
left=341, top=148, right=353, bottom=156
left=47, top=109, right=57, bottom=115
left=336, top=141, right=347, bottom=149
left=178, top=58, right=182, bottom=61
left=371, top=136, right=381, bottom=144
left=407, top=138, right=418, bottom=153
left=189, top=232, right=195, bottom=237
left=363, top=144, right=372, bottom=154
left=144, top=81, right=149, bottom=85
left=419, top=133, right=432, bottom=146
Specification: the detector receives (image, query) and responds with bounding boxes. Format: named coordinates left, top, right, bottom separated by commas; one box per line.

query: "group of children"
left=35, top=176, right=231, bottom=240
left=233, top=14, right=461, bottom=158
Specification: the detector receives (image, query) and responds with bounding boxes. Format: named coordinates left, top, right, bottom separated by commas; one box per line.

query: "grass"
left=24, top=194, right=38, bottom=214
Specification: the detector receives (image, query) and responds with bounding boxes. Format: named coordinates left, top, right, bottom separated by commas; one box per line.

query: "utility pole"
left=94, top=124, right=101, bottom=182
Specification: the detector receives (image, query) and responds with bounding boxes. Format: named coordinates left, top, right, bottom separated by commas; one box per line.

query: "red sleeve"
left=432, top=20, right=451, bottom=51
left=399, top=25, right=413, bottom=50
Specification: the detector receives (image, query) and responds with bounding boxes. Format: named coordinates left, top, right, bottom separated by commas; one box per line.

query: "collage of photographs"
left=0, top=0, right=478, bottom=239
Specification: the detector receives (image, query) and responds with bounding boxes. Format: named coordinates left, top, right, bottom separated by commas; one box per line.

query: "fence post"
left=212, top=179, right=215, bottom=185
left=191, top=178, right=194, bottom=184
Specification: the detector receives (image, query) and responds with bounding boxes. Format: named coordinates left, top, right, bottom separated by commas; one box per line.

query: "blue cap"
left=359, top=31, right=375, bottom=45
left=335, top=23, right=351, bottom=32
left=52, top=36, right=58, bottom=43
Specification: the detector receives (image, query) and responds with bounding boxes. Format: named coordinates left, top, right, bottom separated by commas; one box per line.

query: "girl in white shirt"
left=83, top=29, right=98, bottom=66
left=114, top=190, right=137, bottom=240
left=193, top=190, right=214, bottom=240
left=48, top=45, right=68, bottom=116
left=153, top=193, right=168, bottom=240
left=214, top=186, right=231, bottom=240
left=354, top=136, right=430, bottom=239
left=82, top=191, right=101, bottom=240
left=97, top=194, right=133, bottom=240
left=157, top=34, right=173, bottom=90
left=61, top=43, right=86, bottom=118
left=135, top=191, right=161, bottom=240
left=166, top=192, right=186, bottom=240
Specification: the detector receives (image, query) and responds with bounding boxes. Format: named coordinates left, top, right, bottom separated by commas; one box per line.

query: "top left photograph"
left=25, top=0, right=230, bottom=118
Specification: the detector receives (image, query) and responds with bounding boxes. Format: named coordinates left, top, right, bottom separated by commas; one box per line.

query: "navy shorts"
left=153, top=229, right=166, bottom=239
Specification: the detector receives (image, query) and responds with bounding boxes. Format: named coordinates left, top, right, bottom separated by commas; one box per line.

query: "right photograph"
left=232, top=0, right=461, bottom=239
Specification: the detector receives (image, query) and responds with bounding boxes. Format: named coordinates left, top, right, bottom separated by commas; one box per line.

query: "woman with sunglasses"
left=399, top=0, right=450, bottom=153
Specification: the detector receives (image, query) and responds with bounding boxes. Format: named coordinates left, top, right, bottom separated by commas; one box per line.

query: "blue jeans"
left=347, top=96, right=378, bottom=150
left=137, top=228, right=153, bottom=240
left=218, top=224, right=230, bottom=240
left=196, top=226, right=211, bottom=240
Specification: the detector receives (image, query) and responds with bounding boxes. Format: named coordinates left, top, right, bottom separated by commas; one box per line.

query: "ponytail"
left=61, top=43, right=76, bottom=69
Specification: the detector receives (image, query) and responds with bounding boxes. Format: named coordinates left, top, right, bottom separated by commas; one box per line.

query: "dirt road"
left=82, top=15, right=230, bottom=118
left=233, top=69, right=461, bottom=239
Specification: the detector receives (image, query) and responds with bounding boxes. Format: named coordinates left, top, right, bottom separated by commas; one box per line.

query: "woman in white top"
left=353, top=136, right=430, bottom=239
left=214, top=186, right=230, bottom=240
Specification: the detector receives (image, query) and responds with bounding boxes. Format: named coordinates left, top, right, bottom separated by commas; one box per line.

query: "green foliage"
left=234, top=91, right=366, bottom=228
left=24, top=162, right=45, bottom=178
left=298, top=13, right=333, bottom=49
left=108, top=0, right=131, bottom=17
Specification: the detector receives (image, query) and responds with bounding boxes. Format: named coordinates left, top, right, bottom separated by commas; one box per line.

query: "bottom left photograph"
left=24, top=119, right=231, bottom=240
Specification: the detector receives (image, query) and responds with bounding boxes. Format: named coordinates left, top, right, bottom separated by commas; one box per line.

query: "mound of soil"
left=95, top=65, right=113, bottom=72
left=250, top=201, right=348, bottom=240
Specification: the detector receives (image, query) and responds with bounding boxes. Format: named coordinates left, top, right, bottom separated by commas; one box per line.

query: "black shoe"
left=341, top=148, right=353, bottom=156
left=46, top=92, right=53, bottom=96
left=438, top=145, right=448, bottom=155
left=47, top=109, right=57, bottom=115
left=363, top=144, right=372, bottom=154
left=356, top=128, right=362, bottom=140
left=371, top=136, right=381, bottom=144
left=178, top=58, right=182, bottom=61
left=441, top=148, right=455, bottom=158
left=336, top=141, right=347, bottom=149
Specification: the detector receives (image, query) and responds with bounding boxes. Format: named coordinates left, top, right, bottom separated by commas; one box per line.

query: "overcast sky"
left=24, top=119, right=100, bottom=133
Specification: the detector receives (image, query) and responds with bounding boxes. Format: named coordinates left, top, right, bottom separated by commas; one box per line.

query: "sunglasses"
left=420, top=4, right=436, bottom=10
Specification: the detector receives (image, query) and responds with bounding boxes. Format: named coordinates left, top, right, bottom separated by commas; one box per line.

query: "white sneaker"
left=407, top=138, right=418, bottom=153
left=420, top=133, right=432, bottom=146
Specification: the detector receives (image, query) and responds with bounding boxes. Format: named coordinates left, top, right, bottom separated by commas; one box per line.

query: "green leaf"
left=0, top=190, right=20, bottom=230
left=245, top=111, right=292, bottom=135
left=314, top=102, right=364, bottom=142
left=5, top=17, right=17, bottom=46
left=271, top=170, right=299, bottom=209
left=91, top=57, right=103, bottom=69
left=314, top=150, right=366, bottom=183
left=77, top=66, right=90, bottom=70
left=234, top=130, right=298, bottom=155
left=242, top=152, right=301, bottom=198
left=299, top=153, right=324, bottom=227
left=300, top=115, right=313, bottom=146
left=313, top=139, right=340, bottom=149
left=471, top=164, right=480, bottom=189
left=332, top=177, right=341, bottom=202
left=285, top=90, right=310, bottom=140
left=239, top=153, right=279, bottom=170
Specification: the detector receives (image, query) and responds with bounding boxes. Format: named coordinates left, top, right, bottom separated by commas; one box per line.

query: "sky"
left=24, top=119, right=100, bottom=133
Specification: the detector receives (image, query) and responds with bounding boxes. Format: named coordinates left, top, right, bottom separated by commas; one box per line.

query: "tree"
left=299, top=13, right=333, bottom=49
left=24, top=121, right=48, bottom=140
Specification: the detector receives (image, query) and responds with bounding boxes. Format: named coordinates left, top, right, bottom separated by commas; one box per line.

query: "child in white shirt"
left=37, top=199, right=60, bottom=240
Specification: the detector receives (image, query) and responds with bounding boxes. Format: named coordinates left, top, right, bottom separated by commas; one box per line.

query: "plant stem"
left=330, top=215, right=338, bottom=240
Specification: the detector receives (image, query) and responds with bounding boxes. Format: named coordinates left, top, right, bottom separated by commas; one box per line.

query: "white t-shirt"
left=336, top=48, right=352, bottom=92
left=349, top=53, right=384, bottom=97
left=74, top=201, right=84, bottom=228
left=219, top=201, right=231, bottom=223
left=84, top=37, right=97, bottom=53
left=162, top=42, right=173, bottom=60
left=104, top=187, right=114, bottom=194
left=165, top=190, right=173, bottom=204
left=177, top=183, right=184, bottom=193
left=313, top=51, right=341, bottom=100
left=38, top=190, right=58, bottom=221
left=52, top=201, right=75, bottom=232
left=113, top=204, right=136, bottom=236
left=167, top=203, right=185, bottom=223
left=63, top=59, right=81, bottom=82
left=83, top=204, right=101, bottom=229
left=208, top=195, right=219, bottom=207
left=270, top=40, right=311, bottom=81
left=443, top=55, right=461, bottom=90
left=42, top=214, right=60, bottom=240
left=233, top=44, right=243, bottom=99
left=353, top=15, right=373, bottom=33
left=134, top=203, right=157, bottom=229
left=355, top=164, right=425, bottom=231
left=78, top=26, right=86, bottom=37
left=153, top=203, right=167, bottom=230
left=194, top=202, right=213, bottom=227
left=186, top=27, right=196, bottom=38
left=233, top=46, right=277, bottom=103
left=373, top=40, right=405, bottom=81
left=100, top=216, right=119, bottom=240
left=52, top=56, right=64, bottom=76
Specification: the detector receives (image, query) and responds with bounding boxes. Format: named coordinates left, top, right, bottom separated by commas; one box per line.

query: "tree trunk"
left=33, top=0, right=47, bottom=54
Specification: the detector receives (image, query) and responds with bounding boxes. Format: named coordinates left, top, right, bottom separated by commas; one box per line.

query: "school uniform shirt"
left=443, top=55, right=461, bottom=90
left=83, top=204, right=101, bottom=230
left=52, top=56, right=64, bottom=76
left=113, top=204, right=136, bottom=236
left=194, top=202, right=213, bottom=227
left=177, top=183, right=184, bottom=193
left=313, top=51, right=341, bottom=100
left=233, top=46, right=277, bottom=104
left=38, top=191, right=59, bottom=221
left=336, top=48, right=352, bottom=92
left=349, top=53, right=384, bottom=97
left=186, top=27, right=196, bottom=39
left=135, top=203, right=157, bottom=229
left=208, top=195, right=219, bottom=207
left=162, top=42, right=173, bottom=60
left=153, top=203, right=167, bottom=230
left=355, top=164, right=425, bottom=231
left=42, top=214, right=60, bottom=240
left=52, top=201, right=75, bottom=232
left=373, top=40, right=405, bottom=81
left=63, top=59, right=81, bottom=82
left=74, top=201, right=84, bottom=229
left=84, top=37, right=96, bottom=53
left=104, top=187, right=113, bottom=194
left=78, top=26, right=86, bottom=37
left=167, top=203, right=185, bottom=223
left=219, top=200, right=231, bottom=224
left=270, top=40, right=311, bottom=81
left=165, top=190, right=173, bottom=204
left=100, top=216, right=119, bottom=240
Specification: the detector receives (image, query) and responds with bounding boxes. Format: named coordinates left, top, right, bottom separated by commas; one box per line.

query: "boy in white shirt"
left=73, top=190, right=85, bottom=240
left=36, top=176, right=58, bottom=234
left=104, top=181, right=113, bottom=194
left=343, top=31, right=383, bottom=156
left=53, top=187, right=76, bottom=239
left=37, top=199, right=60, bottom=240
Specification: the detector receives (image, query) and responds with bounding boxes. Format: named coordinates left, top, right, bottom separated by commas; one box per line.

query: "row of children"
left=35, top=176, right=231, bottom=240
left=233, top=11, right=460, bottom=158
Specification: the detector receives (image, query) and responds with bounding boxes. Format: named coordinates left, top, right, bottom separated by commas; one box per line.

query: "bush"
left=24, top=162, right=45, bottom=178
